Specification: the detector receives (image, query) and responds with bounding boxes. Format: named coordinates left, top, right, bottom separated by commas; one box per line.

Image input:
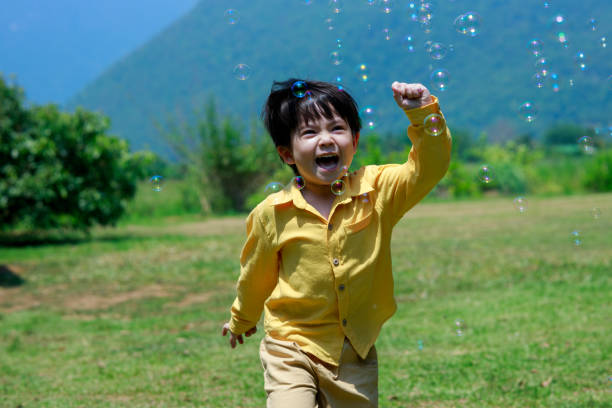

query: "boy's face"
left=277, top=110, right=359, bottom=191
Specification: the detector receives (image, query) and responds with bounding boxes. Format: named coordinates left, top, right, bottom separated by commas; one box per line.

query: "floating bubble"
left=302, top=0, right=313, bottom=5
left=588, top=17, right=597, bottom=31
left=417, top=339, right=424, bottom=350
left=360, top=193, right=370, bottom=203
left=534, top=57, right=548, bottom=70
left=430, top=69, right=450, bottom=91
left=333, top=75, right=345, bottom=91
left=341, top=165, right=349, bottom=176
left=553, top=14, right=565, bottom=24
left=568, top=78, right=575, bottom=87
left=329, top=0, right=343, bottom=14
left=331, top=179, right=346, bottom=195
left=360, top=106, right=378, bottom=130
left=224, top=9, right=239, bottom=25
left=365, top=0, right=378, bottom=5
left=355, top=63, right=370, bottom=82
left=578, top=136, right=595, bottom=154
left=533, top=71, right=547, bottom=88
left=601, top=37, right=608, bottom=48
left=419, top=18, right=432, bottom=34
left=455, top=318, right=465, bottom=336
left=544, top=1, right=552, bottom=7
left=575, top=52, right=587, bottom=71
left=571, top=230, right=581, bottom=246
left=556, top=31, right=569, bottom=47
left=294, top=176, right=305, bottom=190
left=233, top=63, right=251, bottom=80
left=336, top=39, right=343, bottom=49
left=530, top=39, right=543, bottom=57
left=454, top=12, right=481, bottom=37
left=402, top=35, right=416, bottom=52
left=418, top=2, right=434, bottom=23
left=381, top=0, right=393, bottom=13
left=591, top=207, right=602, bottom=219
left=424, top=113, right=445, bottom=136
left=291, top=81, right=308, bottom=98
left=478, top=165, right=494, bottom=184
left=264, top=182, right=284, bottom=194
left=550, top=72, right=560, bottom=92
left=519, top=101, right=537, bottom=123
left=428, top=42, right=448, bottom=60
left=330, top=50, right=343, bottom=66
left=150, top=175, right=163, bottom=192
left=382, top=28, right=392, bottom=41
left=513, top=197, right=528, bottom=213
left=324, top=17, right=334, bottom=31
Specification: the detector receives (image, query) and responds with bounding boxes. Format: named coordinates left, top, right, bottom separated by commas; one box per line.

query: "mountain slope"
left=68, top=0, right=612, bottom=155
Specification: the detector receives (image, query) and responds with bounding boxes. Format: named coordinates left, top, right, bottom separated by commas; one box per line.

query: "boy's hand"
left=391, top=82, right=432, bottom=111
left=221, top=322, right=257, bottom=348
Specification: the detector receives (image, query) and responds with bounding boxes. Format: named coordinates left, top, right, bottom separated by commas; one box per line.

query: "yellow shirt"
left=229, top=97, right=451, bottom=366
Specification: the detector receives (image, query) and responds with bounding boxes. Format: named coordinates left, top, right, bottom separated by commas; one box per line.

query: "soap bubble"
left=534, top=57, right=548, bottom=70
left=417, top=339, right=424, bottom=350
left=601, top=37, right=608, bottom=48
left=224, top=9, right=239, bottom=25
left=571, top=230, right=581, bottom=246
left=329, top=0, right=343, bottom=14
left=331, top=179, right=346, bottom=195
left=424, top=113, right=445, bottom=136
left=355, top=63, right=370, bottom=82
left=360, top=193, right=370, bottom=203
left=529, top=39, right=543, bottom=57
left=360, top=106, right=378, bottom=130
left=591, top=208, right=602, bottom=219
left=291, top=81, right=308, bottom=97
left=575, top=52, right=587, bottom=71
left=264, top=182, right=284, bottom=194
left=588, top=17, right=597, bottom=31
left=428, top=42, right=448, bottom=60
left=324, top=17, right=334, bottom=30
left=533, top=71, right=547, bottom=88
left=233, top=64, right=251, bottom=80
left=455, top=318, right=465, bottom=336
left=150, top=175, right=163, bottom=192
left=418, top=2, right=434, bottom=23
left=513, top=197, right=528, bottom=213
left=365, top=0, right=378, bottom=5
left=454, top=12, right=481, bottom=37
left=330, top=50, right=343, bottom=66
left=478, top=165, right=494, bottom=184
left=336, top=39, right=343, bottom=49
left=578, top=136, right=595, bottom=154
left=550, top=72, right=561, bottom=92
left=381, top=0, right=393, bottom=13
left=430, top=69, right=450, bottom=91
left=556, top=31, right=569, bottom=47
left=544, top=1, right=552, bottom=8
left=382, top=28, right=392, bottom=41
left=402, top=35, right=416, bottom=52
left=294, top=176, right=305, bottom=190
left=519, top=101, right=537, bottom=123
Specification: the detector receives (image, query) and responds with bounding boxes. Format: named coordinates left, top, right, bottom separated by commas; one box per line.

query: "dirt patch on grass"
left=63, top=284, right=173, bottom=311
left=164, top=292, right=214, bottom=309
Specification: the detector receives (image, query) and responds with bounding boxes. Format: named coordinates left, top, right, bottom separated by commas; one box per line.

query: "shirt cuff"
left=402, top=95, right=441, bottom=124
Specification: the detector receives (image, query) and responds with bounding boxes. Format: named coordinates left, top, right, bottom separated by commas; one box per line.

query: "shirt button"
left=342, top=319, right=347, bottom=326
left=328, top=223, right=333, bottom=231
left=339, top=284, right=345, bottom=291
left=333, top=258, right=340, bottom=266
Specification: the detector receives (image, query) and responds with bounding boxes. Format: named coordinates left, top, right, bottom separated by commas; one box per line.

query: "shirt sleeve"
left=370, top=96, right=452, bottom=226
left=228, top=207, right=279, bottom=335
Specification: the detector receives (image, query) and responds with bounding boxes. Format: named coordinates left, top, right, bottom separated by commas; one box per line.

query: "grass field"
left=1, top=193, right=611, bottom=407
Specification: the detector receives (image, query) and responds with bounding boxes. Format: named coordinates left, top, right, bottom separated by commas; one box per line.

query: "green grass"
left=1, top=194, right=611, bottom=407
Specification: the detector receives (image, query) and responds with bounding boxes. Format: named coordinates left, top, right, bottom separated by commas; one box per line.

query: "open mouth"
left=315, top=154, right=340, bottom=171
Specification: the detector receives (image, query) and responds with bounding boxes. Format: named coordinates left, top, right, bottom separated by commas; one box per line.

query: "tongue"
left=318, top=157, right=338, bottom=170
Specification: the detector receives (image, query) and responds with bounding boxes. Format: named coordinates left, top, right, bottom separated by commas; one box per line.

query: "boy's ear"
left=277, top=146, right=295, bottom=165
left=353, top=132, right=360, bottom=151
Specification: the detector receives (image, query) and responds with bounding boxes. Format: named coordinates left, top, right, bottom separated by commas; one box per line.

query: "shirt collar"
left=267, top=168, right=374, bottom=209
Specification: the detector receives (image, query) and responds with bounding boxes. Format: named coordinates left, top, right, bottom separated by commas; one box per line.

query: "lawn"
left=0, top=193, right=610, bottom=407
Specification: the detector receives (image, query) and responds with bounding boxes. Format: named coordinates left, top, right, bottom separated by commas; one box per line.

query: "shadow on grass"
left=0, top=229, right=158, bottom=248
left=0, top=265, right=25, bottom=287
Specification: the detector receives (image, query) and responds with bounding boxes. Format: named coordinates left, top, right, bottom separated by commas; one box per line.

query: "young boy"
left=222, top=79, right=451, bottom=407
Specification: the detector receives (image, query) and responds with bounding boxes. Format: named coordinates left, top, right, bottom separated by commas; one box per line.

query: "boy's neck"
left=300, top=185, right=336, bottom=220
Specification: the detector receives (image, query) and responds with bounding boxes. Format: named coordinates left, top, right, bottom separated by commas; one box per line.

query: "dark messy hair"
left=262, top=79, right=361, bottom=175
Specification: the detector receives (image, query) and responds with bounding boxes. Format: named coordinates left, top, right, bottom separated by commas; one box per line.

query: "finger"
left=222, top=325, right=228, bottom=336
left=237, top=335, right=244, bottom=345
left=246, top=327, right=257, bottom=336
left=230, top=335, right=236, bottom=348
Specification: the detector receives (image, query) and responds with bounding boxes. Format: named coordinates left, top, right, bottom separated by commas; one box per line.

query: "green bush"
left=583, top=149, right=612, bottom=192
left=0, top=76, right=148, bottom=231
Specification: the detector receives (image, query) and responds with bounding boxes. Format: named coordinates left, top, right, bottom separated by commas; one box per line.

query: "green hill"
left=68, top=0, right=612, bottom=156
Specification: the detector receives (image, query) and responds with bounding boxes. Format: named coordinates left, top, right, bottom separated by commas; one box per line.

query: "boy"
left=222, top=79, right=451, bottom=407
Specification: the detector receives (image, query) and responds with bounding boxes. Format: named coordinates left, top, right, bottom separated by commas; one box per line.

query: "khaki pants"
left=259, top=336, right=378, bottom=408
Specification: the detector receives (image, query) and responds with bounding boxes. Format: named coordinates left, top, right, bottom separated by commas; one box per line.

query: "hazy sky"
left=0, top=0, right=199, bottom=105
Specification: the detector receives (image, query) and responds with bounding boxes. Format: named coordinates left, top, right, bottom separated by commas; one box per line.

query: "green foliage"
left=544, top=123, right=593, bottom=146
left=583, top=150, right=612, bottom=192
left=0, top=76, right=148, bottom=232
left=164, top=101, right=281, bottom=214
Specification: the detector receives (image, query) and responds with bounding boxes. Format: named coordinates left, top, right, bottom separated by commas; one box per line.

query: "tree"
left=0, top=76, right=148, bottom=232
left=163, top=101, right=280, bottom=214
